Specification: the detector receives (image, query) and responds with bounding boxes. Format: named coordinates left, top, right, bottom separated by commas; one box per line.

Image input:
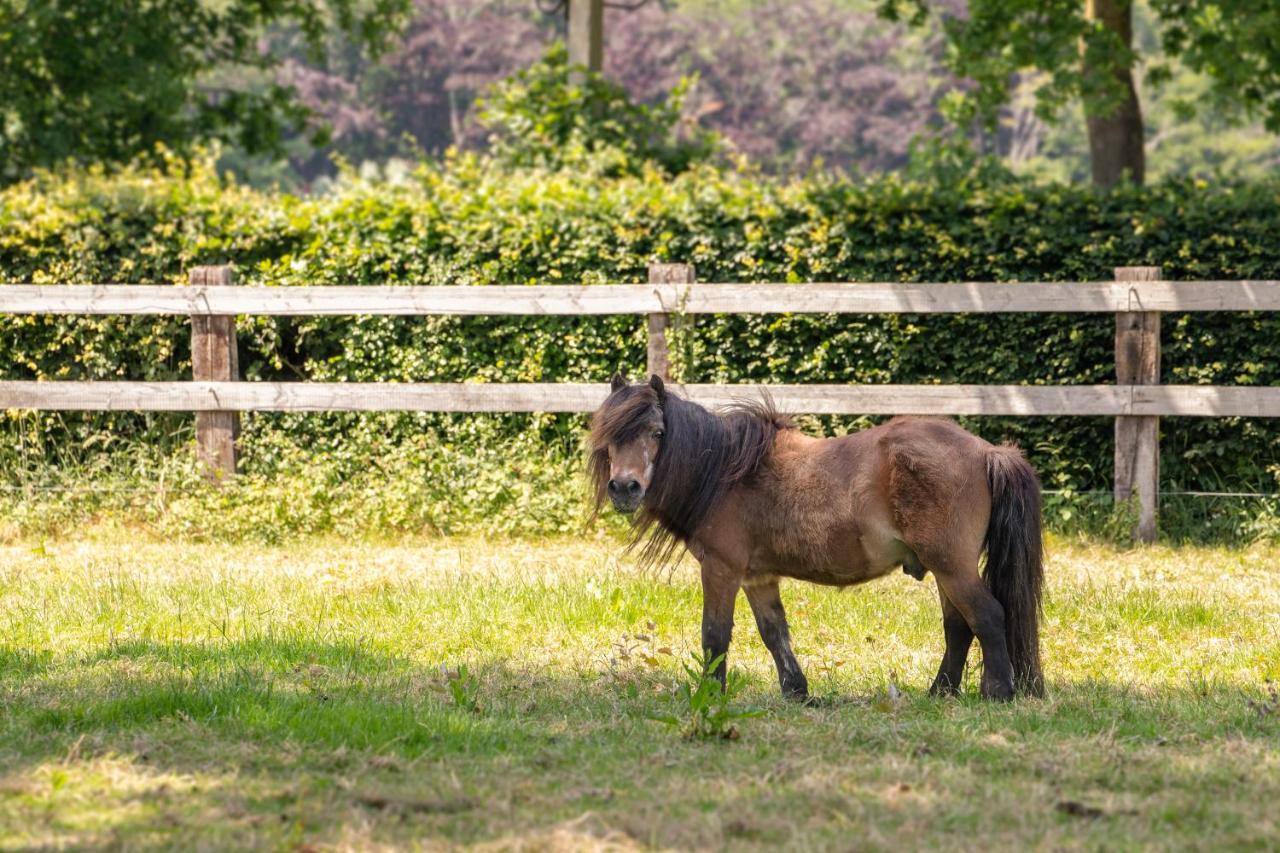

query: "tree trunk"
left=567, top=0, right=604, bottom=83
left=1084, top=0, right=1145, bottom=187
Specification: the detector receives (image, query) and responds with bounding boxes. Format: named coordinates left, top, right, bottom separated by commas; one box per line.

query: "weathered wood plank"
left=4, top=281, right=1280, bottom=316
left=3, top=382, right=1278, bottom=417
left=1114, top=266, right=1162, bottom=542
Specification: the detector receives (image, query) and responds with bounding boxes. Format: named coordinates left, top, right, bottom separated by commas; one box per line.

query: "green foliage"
left=880, top=0, right=1280, bottom=157
left=1146, top=1, right=1280, bottom=133
left=650, top=653, right=762, bottom=740
left=879, top=0, right=1125, bottom=132
left=0, top=417, right=594, bottom=542
left=476, top=43, right=719, bottom=177
left=903, top=135, right=1016, bottom=187
left=439, top=664, right=482, bottom=713
left=2, top=155, right=1280, bottom=542
left=988, top=2, right=1280, bottom=184
left=0, top=0, right=408, bottom=184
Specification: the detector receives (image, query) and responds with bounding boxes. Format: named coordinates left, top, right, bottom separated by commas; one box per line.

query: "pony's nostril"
left=608, top=478, right=641, bottom=501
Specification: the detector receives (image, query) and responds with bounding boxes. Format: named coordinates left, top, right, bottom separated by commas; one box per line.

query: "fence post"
left=1114, top=265, right=1162, bottom=542
left=190, top=265, right=239, bottom=481
left=647, top=263, right=695, bottom=380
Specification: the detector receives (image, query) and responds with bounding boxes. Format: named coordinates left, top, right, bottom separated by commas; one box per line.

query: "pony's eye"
left=654, top=430, right=664, bottom=440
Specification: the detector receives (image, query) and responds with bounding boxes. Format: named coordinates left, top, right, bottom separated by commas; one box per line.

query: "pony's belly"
left=770, top=558, right=897, bottom=587
left=751, top=531, right=907, bottom=587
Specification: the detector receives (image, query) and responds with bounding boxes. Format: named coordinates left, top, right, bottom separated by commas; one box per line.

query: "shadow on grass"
left=2, top=638, right=1278, bottom=847
left=0, top=638, right=549, bottom=765
left=4, top=636, right=1277, bottom=763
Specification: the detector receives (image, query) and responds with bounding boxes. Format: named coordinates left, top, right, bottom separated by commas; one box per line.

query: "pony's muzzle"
left=607, top=477, right=644, bottom=512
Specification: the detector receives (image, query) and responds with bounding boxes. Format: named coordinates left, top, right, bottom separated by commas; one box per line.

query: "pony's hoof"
left=928, top=680, right=961, bottom=698
left=782, top=687, right=813, bottom=704
left=980, top=680, right=1015, bottom=702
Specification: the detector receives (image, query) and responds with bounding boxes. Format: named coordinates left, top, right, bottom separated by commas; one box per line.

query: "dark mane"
left=589, top=386, right=792, bottom=570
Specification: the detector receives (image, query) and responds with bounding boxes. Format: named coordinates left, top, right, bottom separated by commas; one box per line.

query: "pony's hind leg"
left=744, top=580, right=809, bottom=701
left=930, top=564, right=1014, bottom=701
left=929, top=585, right=974, bottom=697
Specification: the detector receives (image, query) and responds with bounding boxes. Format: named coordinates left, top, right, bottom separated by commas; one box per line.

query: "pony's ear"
left=648, top=374, right=666, bottom=401
left=610, top=372, right=627, bottom=393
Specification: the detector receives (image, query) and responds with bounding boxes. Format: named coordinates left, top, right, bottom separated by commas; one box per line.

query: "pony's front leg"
left=699, top=558, right=741, bottom=689
left=745, top=580, right=809, bottom=700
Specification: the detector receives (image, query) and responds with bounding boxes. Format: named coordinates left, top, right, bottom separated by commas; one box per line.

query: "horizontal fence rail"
left=3, top=382, right=1279, bottom=417
left=3, top=280, right=1280, bottom=315
left=4, top=263, right=1279, bottom=541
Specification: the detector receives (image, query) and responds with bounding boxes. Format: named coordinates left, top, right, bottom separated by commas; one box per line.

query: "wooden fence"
left=3, top=263, right=1280, bottom=541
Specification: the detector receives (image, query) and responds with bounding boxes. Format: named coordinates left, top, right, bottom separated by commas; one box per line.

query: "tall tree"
left=881, top=0, right=1280, bottom=187
left=0, top=0, right=407, bottom=183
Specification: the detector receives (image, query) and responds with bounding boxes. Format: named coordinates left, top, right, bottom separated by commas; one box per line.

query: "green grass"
left=1, top=534, right=1278, bottom=849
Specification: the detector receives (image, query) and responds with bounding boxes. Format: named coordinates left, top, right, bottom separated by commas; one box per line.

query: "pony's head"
left=588, top=373, right=790, bottom=570
left=589, top=373, right=667, bottom=514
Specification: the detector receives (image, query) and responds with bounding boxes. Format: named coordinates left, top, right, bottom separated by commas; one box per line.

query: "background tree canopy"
left=0, top=0, right=407, bottom=184
left=3, top=0, right=1277, bottom=187
left=880, top=0, right=1280, bottom=186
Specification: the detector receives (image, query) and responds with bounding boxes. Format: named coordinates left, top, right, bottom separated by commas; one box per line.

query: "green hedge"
left=2, top=156, right=1279, bottom=539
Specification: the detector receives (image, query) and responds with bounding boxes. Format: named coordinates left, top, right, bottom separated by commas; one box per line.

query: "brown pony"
left=589, top=374, right=1045, bottom=701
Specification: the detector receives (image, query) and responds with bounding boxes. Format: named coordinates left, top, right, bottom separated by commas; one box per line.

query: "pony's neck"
left=629, top=394, right=783, bottom=570
left=648, top=396, right=777, bottom=535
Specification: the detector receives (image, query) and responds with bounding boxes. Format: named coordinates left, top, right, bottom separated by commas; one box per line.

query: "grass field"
left=1, top=533, right=1278, bottom=850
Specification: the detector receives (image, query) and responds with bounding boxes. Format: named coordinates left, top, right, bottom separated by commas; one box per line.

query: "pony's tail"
left=983, top=446, right=1045, bottom=697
